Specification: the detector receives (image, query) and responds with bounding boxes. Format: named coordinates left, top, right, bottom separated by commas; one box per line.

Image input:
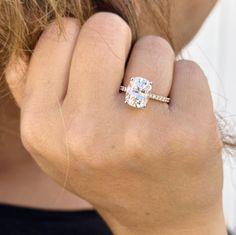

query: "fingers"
left=65, top=13, right=132, bottom=109
left=22, top=18, right=80, bottom=111
left=122, top=36, right=175, bottom=105
left=20, top=18, right=80, bottom=160
left=169, top=60, right=214, bottom=118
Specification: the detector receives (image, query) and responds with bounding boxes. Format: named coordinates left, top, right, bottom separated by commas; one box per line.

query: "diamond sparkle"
left=125, top=77, right=152, bottom=108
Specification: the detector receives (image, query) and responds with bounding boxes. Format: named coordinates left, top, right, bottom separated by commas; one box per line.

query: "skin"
left=1, top=0, right=227, bottom=234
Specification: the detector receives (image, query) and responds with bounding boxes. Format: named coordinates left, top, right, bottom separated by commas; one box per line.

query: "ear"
left=5, top=54, right=29, bottom=107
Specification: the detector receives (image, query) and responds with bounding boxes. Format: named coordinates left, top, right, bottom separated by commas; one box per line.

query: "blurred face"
left=137, top=0, right=217, bottom=51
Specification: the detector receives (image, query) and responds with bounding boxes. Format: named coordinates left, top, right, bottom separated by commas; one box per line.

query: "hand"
left=6, top=13, right=226, bottom=235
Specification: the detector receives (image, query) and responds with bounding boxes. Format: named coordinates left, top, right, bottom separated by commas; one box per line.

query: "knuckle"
left=172, top=115, right=221, bottom=159
left=67, top=132, right=90, bottom=159
left=85, top=12, right=132, bottom=41
left=172, top=124, right=199, bottom=157
left=124, top=122, right=156, bottom=159
left=67, top=136, right=106, bottom=171
left=176, top=59, right=199, bottom=69
left=125, top=128, right=143, bottom=157
left=59, top=17, right=80, bottom=28
left=43, top=17, right=80, bottom=42
left=135, top=35, right=175, bottom=59
left=175, top=60, right=206, bottom=80
left=66, top=124, right=104, bottom=166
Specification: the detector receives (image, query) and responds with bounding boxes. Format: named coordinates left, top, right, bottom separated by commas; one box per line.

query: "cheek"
left=170, top=0, right=217, bottom=51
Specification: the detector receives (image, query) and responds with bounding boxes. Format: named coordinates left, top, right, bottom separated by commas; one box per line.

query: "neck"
left=0, top=94, right=26, bottom=169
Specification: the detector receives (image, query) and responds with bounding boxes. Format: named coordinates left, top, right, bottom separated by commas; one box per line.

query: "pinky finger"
left=169, top=60, right=214, bottom=119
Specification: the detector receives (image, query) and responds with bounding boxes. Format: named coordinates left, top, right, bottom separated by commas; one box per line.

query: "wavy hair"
left=0, top=0, right=235, bottom=152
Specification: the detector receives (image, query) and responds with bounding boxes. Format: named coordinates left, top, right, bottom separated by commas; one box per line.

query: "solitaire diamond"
left=125, top=77, right=152, bottom=108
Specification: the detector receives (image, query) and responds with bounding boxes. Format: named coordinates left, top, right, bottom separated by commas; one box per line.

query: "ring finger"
left=120, top=36, right=175, bottom=110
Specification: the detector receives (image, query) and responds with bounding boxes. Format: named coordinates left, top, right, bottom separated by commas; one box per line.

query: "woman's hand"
left=6, top=13, right=226, bottom=235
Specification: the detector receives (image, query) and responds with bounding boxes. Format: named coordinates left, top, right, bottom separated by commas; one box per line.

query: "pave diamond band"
left=120, top=86, right=170, bottom=103
left=120, top=77, right=170, bottom=109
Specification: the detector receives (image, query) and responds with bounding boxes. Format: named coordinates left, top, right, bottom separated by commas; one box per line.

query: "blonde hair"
left=0, top=0, right=171, bottom=82
left=0, top=0, right=235, bottom=151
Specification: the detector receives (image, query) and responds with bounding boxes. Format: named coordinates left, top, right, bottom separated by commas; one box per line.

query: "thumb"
left=5, top=54, right=29, bottom=107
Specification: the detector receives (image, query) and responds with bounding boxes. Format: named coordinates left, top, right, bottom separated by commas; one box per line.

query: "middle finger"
left=65, top=13, right=132, bottom=109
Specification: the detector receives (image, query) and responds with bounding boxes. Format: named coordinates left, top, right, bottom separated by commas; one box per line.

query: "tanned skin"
left=1, top=1, right=226, bottom=235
